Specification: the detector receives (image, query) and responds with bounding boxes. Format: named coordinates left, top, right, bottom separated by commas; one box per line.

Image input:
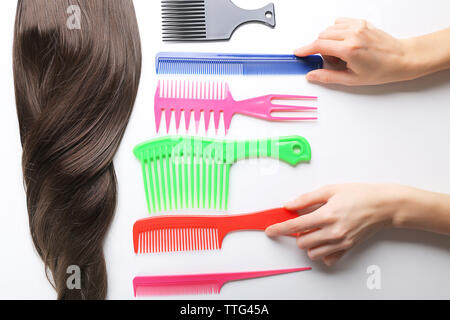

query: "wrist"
left=401, top=30, right=450, bottom=80
left=365, top=184, right=406, bottom=228
left=375, top=184, right=413, bottom=228
left=389, top=185, right=437, bottom=229
left=399, top=38, right=428, bottom=80
left=387, top=185, right=413, bottom=228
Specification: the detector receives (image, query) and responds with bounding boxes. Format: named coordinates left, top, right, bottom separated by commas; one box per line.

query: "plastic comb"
left=162, top=0, right=275, bottom=41
left=156, top=52, right=323, bottom=75
left=133, top=136, right=311, bottom=213
left=133, top=207, right=299, bottom=253
left=133, top=267, right=311, bottom=297
left=155, top=80, right=317, bottom=134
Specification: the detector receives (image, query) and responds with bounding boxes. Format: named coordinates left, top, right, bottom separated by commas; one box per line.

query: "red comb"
left=133, top=207, right=299, bottom=254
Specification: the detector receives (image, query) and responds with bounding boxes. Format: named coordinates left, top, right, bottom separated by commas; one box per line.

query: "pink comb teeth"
left=155, top=80, right=317, bottom=134
left=133, top=267, right=312, bottom=297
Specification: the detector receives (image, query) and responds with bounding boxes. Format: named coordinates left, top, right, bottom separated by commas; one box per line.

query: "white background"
left=0, top=0, right=449, bottom=299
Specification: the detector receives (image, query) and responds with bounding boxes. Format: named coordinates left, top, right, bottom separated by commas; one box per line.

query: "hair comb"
left=133, top=136, right=311, bottom=213
left=162, top=0, right=275, bottom=41
left=133, top=207, right=299, bottom=254
left=155, top=52, right=323, bottom=75
left=155, top=80, right=317, bottom=134
left=133, top=267, right=311, bottom=297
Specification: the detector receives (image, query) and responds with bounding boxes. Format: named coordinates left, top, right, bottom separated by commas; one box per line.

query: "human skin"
left=269, top=19, right=450, bottom=266
left=295, top=18, right=450, bottom=86
left=265, top=184, right=450, bottom=266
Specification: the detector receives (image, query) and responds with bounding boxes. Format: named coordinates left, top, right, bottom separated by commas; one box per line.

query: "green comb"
left=133, top=136, right=311, bottom=213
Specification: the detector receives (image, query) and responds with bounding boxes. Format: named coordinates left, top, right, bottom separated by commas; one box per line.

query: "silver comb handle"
left=205, top=1, right=275, bottom=40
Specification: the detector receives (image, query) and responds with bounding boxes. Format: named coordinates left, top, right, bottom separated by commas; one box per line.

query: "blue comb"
left=155, top=52, right=323, bottom=75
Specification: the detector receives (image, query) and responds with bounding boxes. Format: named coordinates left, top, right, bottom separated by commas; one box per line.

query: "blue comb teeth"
left=155, top=52, right=323, bottom=75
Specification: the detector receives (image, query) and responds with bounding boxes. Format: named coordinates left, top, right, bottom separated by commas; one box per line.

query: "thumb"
left=306, top=69, right=358, bottom=85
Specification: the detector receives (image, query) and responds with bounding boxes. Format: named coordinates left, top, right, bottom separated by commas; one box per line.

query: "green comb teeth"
left=133, top=136, right=311, bottom=213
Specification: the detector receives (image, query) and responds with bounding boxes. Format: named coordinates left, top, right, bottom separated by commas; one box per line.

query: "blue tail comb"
left=156, top=52, right=323, bottom=75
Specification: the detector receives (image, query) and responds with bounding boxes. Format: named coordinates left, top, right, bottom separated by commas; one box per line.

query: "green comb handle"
left=225, top=135, right=311, bottom=166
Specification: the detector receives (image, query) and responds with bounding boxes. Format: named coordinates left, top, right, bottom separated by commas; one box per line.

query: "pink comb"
left=155, top=80, right=317, bottom=134
left=133, top=267, right=311, bottom=297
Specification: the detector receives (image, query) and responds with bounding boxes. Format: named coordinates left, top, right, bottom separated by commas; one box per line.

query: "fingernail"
left=284, top=202, right=294, bottom=209
left=306, top=72, right=316, bottom=81
left=284, top=198, right=297, bottom=208
left=265, top=227, right=275, bottom=237
left=294, top=47, right=304, bottom=56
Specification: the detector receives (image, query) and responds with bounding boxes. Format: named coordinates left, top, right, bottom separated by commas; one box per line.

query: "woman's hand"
left=265, top=184, right=403, bottom=266
left=266, top=183, right=450, bottom=266
left=296, top=18, right=450, bottom=85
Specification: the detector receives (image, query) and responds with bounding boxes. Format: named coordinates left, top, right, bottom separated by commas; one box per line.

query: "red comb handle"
left=217, top=208, right=299, bottom=243
left=223, top=207, right=298, bottom=230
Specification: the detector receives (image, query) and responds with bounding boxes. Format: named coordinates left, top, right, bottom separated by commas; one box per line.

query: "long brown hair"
left=13, top=0, right=141, bottom=299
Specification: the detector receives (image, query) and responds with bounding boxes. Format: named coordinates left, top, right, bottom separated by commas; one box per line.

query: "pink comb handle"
left=154, top=81, right=317, bottom=134
left=133, top=267, right=311, bottom=297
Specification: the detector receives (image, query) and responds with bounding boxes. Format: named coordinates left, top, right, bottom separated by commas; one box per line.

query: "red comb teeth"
left=154, top=80, right=317, bottom=134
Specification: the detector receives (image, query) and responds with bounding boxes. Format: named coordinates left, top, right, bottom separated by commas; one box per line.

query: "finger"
left=337, top=18, right=373, bottom=30
left=323, top=55, right=341, bottom=64
left=318, top=28, right=348, bottom=41
left=306, top=242, right=347, bottom=261
left=322, top=250, right=347, bottom=266
left=318, top=23, right=354, bottom=40
left=285, top=186, right=336, bottom=210
left=328, top=22, right=354, bottom=30
left=295, top=203, right=324, bottom=216
left=265, top=206, right=328, bottom=237
left=335, top=17, right=357, bottom=24
left=296, top=228, right=337, bottom=250
left=298, top=228, right=320, bottom=237
left=294, top=39, right=348, bottom=59
left=306, top=69, right=359, bottom=86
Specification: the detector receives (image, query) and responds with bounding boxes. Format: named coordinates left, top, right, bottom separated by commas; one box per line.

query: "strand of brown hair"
left=13, top=0, right=141, bottom=299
